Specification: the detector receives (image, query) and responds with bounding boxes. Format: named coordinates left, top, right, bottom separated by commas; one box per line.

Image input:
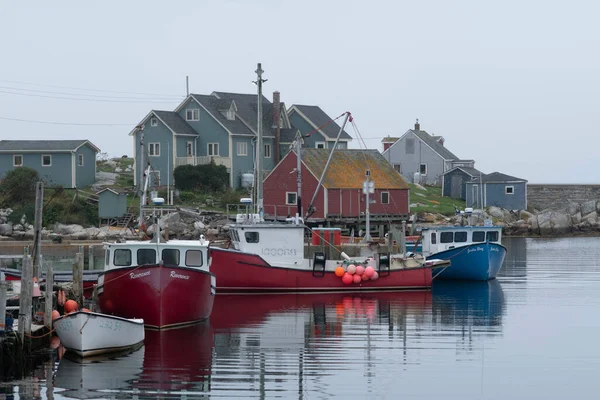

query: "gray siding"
left=176, top=99, right=229, bottom=157
left=382, top=131, right=445, bottom=186
left=465, top=181, right=527, bottom=210
left=289, top=112, right=328, bottom=148
left=135, top=120, right=173, bottom=187
left=98, top=191, right=127, bottom=218
left=176, top=136, right=195, bottom=158
left=443, top=169, right=472, bottom=200
left=0, top=152, right=74, bottom=187
left=75, top=144, right=97, bottom=187
left=232, top=137, right=253, bottom=188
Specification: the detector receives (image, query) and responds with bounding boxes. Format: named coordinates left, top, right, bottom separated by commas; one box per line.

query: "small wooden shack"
left=97, top=188, right=128, bottom=219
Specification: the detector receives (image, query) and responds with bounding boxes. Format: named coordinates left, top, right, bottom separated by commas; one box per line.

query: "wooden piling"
left=72, top=251, right=84, bottom=308
left=400, top=221, right=407, bottom=256
left=33, top=181, right=44, bottom=279
left=18, top=252, right=33, bottom=341
left=44, top=264, right=54, bottom=330
left=0, top=280, right=7, bottom=336
left=88, top=245, right=95, bottom=270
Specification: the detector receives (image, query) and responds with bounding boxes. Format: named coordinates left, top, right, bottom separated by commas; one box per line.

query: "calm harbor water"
left=2, top=236, right=600, bottom=399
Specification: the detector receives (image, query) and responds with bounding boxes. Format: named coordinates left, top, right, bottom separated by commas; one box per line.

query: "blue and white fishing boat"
left=417, top=209, right=507, bottom=281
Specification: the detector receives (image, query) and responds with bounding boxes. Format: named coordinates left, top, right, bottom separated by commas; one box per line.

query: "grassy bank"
left=408, top=184, right=465, bottom=216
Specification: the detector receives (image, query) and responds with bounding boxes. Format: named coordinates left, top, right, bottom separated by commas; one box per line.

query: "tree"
left=0, top=167, right=40, bottom=208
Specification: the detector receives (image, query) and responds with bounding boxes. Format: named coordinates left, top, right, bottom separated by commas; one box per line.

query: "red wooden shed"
left=263, top=149, right=410, bottom=221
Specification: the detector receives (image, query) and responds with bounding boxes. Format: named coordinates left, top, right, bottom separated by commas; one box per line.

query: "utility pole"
left=254, top=63, right=267, bottom=217
left=362, top=170, right=374, bottom=242
left=186, top=76, right=189, bottom=96
left=33, top=181, right=44, bottom=279
left=296, top=133, right=303, bottom=218
left=138, top=125, right=145, bottom=227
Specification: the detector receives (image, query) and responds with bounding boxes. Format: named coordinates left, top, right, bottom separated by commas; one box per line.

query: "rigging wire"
left=0, top=115, right=131, bottom=126
left=0, top=89, right=182, bottom=103
left=0, top=85, right=184, bottom=101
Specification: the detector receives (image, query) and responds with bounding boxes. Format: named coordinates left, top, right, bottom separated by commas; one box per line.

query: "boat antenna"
left=252, top=63, right=267, bottom=219
left=305, top=112, right=351, bottom=219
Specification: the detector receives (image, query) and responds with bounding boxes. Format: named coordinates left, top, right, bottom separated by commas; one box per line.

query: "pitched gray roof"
left=443, top=166, right=484, bottom=177
left=412, top=130, right=459, bottom=160
left=480, top=172, right=527, bottom=183
left=0, top=140, right=99, bottom=152
left=292, top=105, right=352, bottom=140
left=191, top=93, right=259, bottom=135
left=153, top=111, right=198, bottom=136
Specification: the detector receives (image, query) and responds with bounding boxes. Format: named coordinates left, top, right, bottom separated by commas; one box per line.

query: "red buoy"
left=64, top=300, right=78, bottom=313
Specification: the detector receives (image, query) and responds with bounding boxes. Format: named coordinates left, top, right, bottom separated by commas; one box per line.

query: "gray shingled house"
left=465, top=172, right=528, bottom=210
left=442, top=166, right=485, bottom=200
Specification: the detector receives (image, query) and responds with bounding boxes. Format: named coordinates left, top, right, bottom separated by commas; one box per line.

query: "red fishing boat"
left=97, top=235, right=215, bottom=330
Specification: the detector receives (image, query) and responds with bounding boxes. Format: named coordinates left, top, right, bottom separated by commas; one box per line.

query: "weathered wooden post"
left=88, top=245, right=95, bottom=270
left=0, top=280, right=7, bottom=336
left=33, top=181, right=44, bottom=279
left=44, top=264, right=54, bottom=330
left=72, top=249, right=84, bottom=308
left=387, top=224, right=394, bottom=254
left=18, top=250, right=33, bottom=341
left=400, top=220, right=407, bottom=256
left=45, top=360, right=54, bottom=400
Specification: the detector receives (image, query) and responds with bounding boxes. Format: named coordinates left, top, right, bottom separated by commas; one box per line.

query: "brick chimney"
left=414, top=118, right=420, bottom=131
left=273, top=91, right=281, bottom=163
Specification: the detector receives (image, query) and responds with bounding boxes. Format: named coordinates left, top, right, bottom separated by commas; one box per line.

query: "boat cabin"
left=420, top=226, right=503, bottom=256
left=103, top=238, right=210, bottom=272
left=229, top=223, right=306, bottom=267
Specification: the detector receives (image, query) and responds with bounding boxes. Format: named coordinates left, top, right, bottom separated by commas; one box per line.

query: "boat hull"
left=431, top=242, right=507, bottom=281
left=97, top=265, right=216, bottom=329
left=53, top=311, right=145, bottom=357
left=209, top=247, right=432, bottom=292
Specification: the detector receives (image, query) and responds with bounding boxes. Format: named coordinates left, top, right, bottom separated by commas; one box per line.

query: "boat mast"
left=138, top=126, right=145, bottom=227
left=362, top=170, right=374, bottom=242
left=254, top=63, right=267, bottom=218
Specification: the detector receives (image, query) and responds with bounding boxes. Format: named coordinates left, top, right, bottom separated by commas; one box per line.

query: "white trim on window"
left=208, top=142, right=219, bottom=156
left=381, top=191, right=390, bottom=204
left=186, top=141, right=193, bottom=157
left=392, top=164, right=401, bottom=173
left=148, top=143, right=160, bottom=157
left=315, top=141, right=326, bottom=149
left=264, top=143, right=271, bottom=158
left=41, top=154, right=52, bottom=167
left=186, top=109, right=200, bottom=121
left=13, top=154, right=23, bottom=167
left=237, top=142, right=248, bottom=156
left=150, top=117, right=158, bottom=127
left=78, top=154, right=84, bottom=166
left=151, top=170, right=161, bottom=186
left=419, top=163, right=427, bottom=175
left=505, top=185, right=515, bottom=195
left=286, top=192, right=297, bottom=205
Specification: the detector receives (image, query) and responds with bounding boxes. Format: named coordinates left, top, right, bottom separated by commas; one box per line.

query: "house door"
left=471, top=185, right=479, bottom=208
left=451, top=176, right=462, bottom=199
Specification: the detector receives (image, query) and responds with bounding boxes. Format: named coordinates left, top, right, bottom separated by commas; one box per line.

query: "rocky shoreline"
left=1, top=200, right=599, bottom=243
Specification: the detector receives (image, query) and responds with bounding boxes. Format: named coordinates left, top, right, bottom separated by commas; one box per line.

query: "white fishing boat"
left=54, top=310, right=145, bottom=357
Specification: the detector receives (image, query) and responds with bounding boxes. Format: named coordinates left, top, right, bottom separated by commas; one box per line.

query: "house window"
left=245, top=232, right=259, bottom=243
left=151, top=117, right=158, bottom=127
left=41, top=154, right=52, bottom=167
left=226, top=108, right=235, bottom=121
left=185, top=250, right=203, bottom=267
left=381, top=192, right=390, bottom=204
left=151, top=170, right=161, bottom=186
left=13, top=155, right=23, bottom=167
left=186, top=141, right=193, bottom=157
left=505, top=186, right=514, bottom=194
left=393, top=164, right=401, bottom=173
left=419, top=163, right=427, bottom=175
left=286, top=192, right=297, bottom=205
left=186, top=109, right=200, bottom=121
left=406, top=138, right=415, bottom=154
left=78, top=154, right=84, bottom=166
left=335, top=142, right=347, bottom=149
left=264, top=144, right=271, bottom=158
left=148, top=143, right=160, bottom=156
left=208, top=143, right=219, bottom=156
left=315, top=142, right=326, bottom=149
left=237, top=142, right=247, bottom=156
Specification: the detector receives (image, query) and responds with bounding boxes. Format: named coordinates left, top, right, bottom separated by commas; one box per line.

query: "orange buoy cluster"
left=335, top=259, right=380, bottom=285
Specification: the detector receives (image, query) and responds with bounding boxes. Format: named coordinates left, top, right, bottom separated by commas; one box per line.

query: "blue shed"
left=442, top=166, right=484, bottom=200
left=0, top=140, right=99, bottom=188
left=465, top=172, right=528, bottom=210
left=97, top=188, right=128, bottom=218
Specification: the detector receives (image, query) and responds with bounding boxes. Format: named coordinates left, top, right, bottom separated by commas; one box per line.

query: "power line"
left=0, top=85, right=185, bottom=101
left=0, top=89, right=182, bottom=103
left=0, top=116, right=131, bottom=126
left=0, top=79, right=184, bottom=98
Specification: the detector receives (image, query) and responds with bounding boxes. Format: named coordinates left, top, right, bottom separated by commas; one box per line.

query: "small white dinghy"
left=54, top=311, right=145, bottom=357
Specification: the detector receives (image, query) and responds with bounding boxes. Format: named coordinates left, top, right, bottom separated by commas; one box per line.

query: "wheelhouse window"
left=440, top=232, right=454, bottom=243
left=381, top=192, right=390, bottom=204
left=186, top=109, right=200, bottom=121
left=13, top=155, right=23, bottom=167
left=137, top=249, right=156, bottom=265
left=105, top=250, right=110, bottom=266
left=419, top=163, right=427, bottom=175
left=454, top=231, right=468, bottom=243
left=78, top=154, right=84, bottom=166
left=505, top=186, right=514, bottom=194
left=245, top=232, right=259, bottom=243
left=114, top=249, right=132, bottom=266
left=162, top=249, right=180, bottom=266
left=486, top=231, right=499, bottom=242
left=148, top=143, right=160, bottom=156
left=472, top=231, right=486, bottom=242
left=208, top=143, right=219, bottom=156
left=431, top=232, right=437, bottom=244
left=42, top=154, right=52, bottom=167
left=286, top=192, right=297, bottom=205
left=185, top=250, right=203, bottom=267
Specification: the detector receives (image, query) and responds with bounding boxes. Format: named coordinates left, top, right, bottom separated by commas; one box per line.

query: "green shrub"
left=0, top=167, right=39, bottom=208
left=174, top=162, right=229, bottom=192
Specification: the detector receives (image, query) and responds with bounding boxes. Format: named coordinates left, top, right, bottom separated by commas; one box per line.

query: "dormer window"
left=186, top=109, right=200, bottom=121
left=226, top=108, right=235, bottom=121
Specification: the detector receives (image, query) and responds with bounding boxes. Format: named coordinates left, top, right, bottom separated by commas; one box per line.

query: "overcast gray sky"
left=1, top=0, right=598, bottom=184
